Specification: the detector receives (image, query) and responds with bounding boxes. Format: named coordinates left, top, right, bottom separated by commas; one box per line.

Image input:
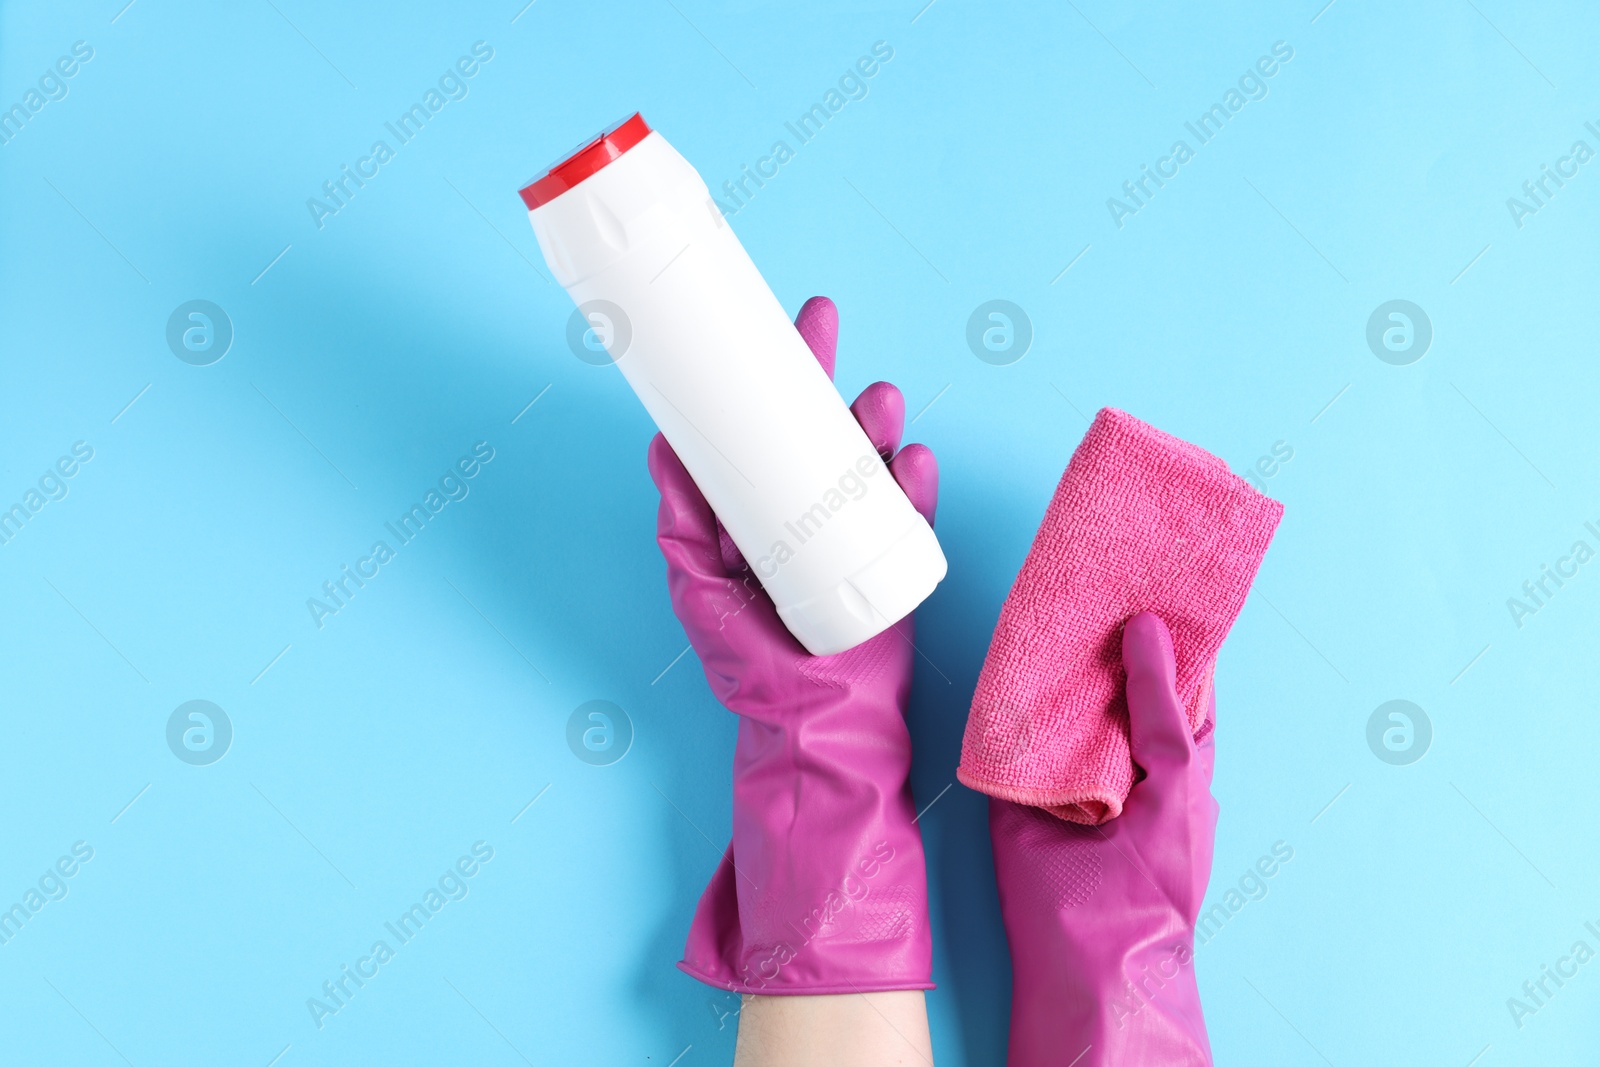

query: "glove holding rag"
left=991, top=612, right=1218, bottom=1066
left=960, top=407, right=1282, bottom=824
left=651, top=295, right=940, bottom=995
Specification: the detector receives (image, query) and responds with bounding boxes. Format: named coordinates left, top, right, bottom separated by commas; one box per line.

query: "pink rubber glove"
left=990, top=612, right=1218, bottom=1065
left=650, top=295, right=940, bottom=995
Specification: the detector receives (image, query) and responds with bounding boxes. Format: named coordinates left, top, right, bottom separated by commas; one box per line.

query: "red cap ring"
left=518, top=112, right=652, bottom=210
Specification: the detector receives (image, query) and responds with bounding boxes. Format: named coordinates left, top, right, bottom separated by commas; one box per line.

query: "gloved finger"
left=850, top=381, right=905, bottom=460
left=1122, top=612, right=1196, bottom=787
left=795, top=296, right=838, bottom=380
left=648, top=432, right=729, bottom=589
left=889, top=443, right=939, bottom=526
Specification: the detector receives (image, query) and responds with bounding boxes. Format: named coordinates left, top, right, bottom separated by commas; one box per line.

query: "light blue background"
left=3, top=0, right=1597, bottom=1063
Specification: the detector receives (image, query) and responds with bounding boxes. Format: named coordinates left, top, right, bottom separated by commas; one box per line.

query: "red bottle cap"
left=518, top=112, right=652, bottom=210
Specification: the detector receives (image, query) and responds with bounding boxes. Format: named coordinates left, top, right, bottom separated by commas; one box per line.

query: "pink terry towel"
left=958, top=407, right=1283, bottom=825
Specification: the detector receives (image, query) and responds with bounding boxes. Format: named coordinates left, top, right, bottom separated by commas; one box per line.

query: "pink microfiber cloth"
left=958, top=407, right=1283, bottom=825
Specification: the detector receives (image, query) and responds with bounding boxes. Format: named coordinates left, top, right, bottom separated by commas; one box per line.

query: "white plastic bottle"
left=519, top=113, right=946, bottom=656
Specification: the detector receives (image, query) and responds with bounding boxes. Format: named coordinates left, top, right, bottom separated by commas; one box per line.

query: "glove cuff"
left=678, top=833, right=935, bottom=995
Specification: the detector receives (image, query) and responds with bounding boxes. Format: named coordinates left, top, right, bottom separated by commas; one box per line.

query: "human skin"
left=733, top=991, right=933, bottom=1067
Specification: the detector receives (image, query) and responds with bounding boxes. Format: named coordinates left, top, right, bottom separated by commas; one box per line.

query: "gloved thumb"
left=1122, top=612, right=1195, bottom=789
left=648, top=432, right=733, bottom=593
